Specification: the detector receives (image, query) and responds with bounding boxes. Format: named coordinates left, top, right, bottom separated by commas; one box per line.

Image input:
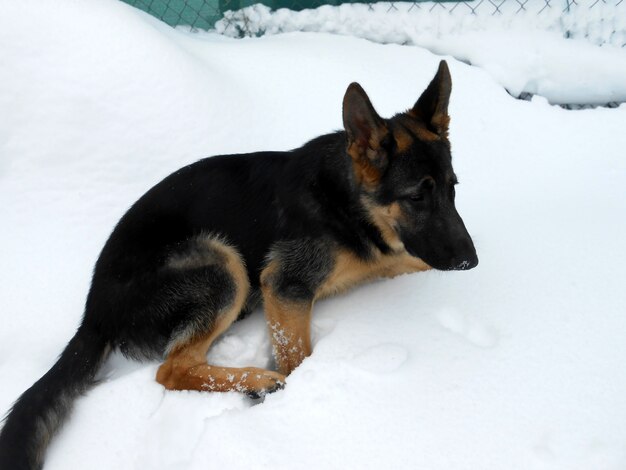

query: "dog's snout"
left=448, top=234, right=478, bottom=271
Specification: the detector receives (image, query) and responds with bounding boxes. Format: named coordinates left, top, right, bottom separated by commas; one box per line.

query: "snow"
left=217, top=0, right=626, bottom=105
left=1, top=0, right=626, bottom=469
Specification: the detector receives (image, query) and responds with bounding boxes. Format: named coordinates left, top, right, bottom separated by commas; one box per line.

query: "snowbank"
left=216, top=0, right=626, bottom=105
left=1, top=1, right=625, bottom=469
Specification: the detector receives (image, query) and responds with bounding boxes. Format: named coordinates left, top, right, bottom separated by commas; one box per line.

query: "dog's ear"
left=343, top=82, right=389, bottom=186
left=411, top=60, right=452, bottom=138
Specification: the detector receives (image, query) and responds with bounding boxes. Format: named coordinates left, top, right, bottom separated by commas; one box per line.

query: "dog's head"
left=343, top=60, right=478, bottom=271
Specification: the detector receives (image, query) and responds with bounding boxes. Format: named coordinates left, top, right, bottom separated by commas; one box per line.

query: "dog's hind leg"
left=155, top=237, right=285, bottom=398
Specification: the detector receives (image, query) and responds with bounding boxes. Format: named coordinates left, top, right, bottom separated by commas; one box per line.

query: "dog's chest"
left=316, top=249, right=431, bottom=300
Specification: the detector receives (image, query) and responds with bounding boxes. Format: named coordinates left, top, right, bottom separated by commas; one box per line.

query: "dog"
left=0, top=60, right=477, bottom=469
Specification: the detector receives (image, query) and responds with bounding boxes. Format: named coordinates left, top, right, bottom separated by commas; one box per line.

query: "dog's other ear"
left=411, top=60, right=452, bottom=138
left=343, top=82, right=389, bottom=186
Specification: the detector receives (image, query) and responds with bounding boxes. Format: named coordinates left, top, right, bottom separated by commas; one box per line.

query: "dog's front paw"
left=241, top=369, right=286, bottom=399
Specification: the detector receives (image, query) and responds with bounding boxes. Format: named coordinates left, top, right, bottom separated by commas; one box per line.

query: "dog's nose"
left=450, top=252, right=478, bottom=270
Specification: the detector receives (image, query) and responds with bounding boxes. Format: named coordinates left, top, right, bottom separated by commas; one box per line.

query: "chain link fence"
left=123, top=0, right=368, bottom=29
left=121, top=0, right=625, bottom=107
left=122, top=0, right=626, bottom=45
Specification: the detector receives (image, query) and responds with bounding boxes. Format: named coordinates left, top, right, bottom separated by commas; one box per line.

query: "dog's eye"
left=408, top=193, right=424, bottom=202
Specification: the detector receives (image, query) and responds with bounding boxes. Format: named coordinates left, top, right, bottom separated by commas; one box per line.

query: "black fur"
left=0, top=60, right=477, bottom=469
left=268, top=238, right=335, bottom=300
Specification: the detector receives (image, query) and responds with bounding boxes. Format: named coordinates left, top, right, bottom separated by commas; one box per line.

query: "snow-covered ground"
left=1, top=0, right=626, bottom=469
left=218, top=0, right=626, bottom=105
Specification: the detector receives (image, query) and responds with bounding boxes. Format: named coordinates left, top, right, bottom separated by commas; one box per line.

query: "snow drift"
left=0, top=0, right=625, bottom=469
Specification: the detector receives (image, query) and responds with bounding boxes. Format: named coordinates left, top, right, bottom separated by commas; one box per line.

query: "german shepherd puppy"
left=0, top=60, right=477, bottom=469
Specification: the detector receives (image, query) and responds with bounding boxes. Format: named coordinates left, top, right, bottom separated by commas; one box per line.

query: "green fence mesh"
left=122, top=0, right=462, bottom=30
left=121, top=0, right=625, bottom=54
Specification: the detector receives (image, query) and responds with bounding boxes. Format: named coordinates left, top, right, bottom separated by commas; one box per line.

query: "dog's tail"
left=0, top=322, right=109, bottom=470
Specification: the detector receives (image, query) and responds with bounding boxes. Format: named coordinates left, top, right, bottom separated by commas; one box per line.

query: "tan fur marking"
left=260, top=226, right=431, bottom=376
left=157, top=359, right=285, bottom=394
left=393, top=127, right=414, bottom=153
left=346, top=125, right=389, bottom=187
left=157, top=304, right=284, bottom=394
left=157, top=241, right=285, bottom=396
left=365, top=200, right=406, bottom=251
left=317, top=249, right=431, bottom=300
left=265, top=298, right=312, bottom=376
left=261, top=261, right=313, bottom=376
left=347, top=142, right=382, bottom=187
left=216, top=241, right=250, bottom=312
left=416, top=125, right=441, bottom=142
left=431, top=113, right=451, bottom=139
left=165, top=239, right=250, bottom=354
left=318, top=199, right=431, bottom=298
left=400, top=116, right=441, bottom=142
